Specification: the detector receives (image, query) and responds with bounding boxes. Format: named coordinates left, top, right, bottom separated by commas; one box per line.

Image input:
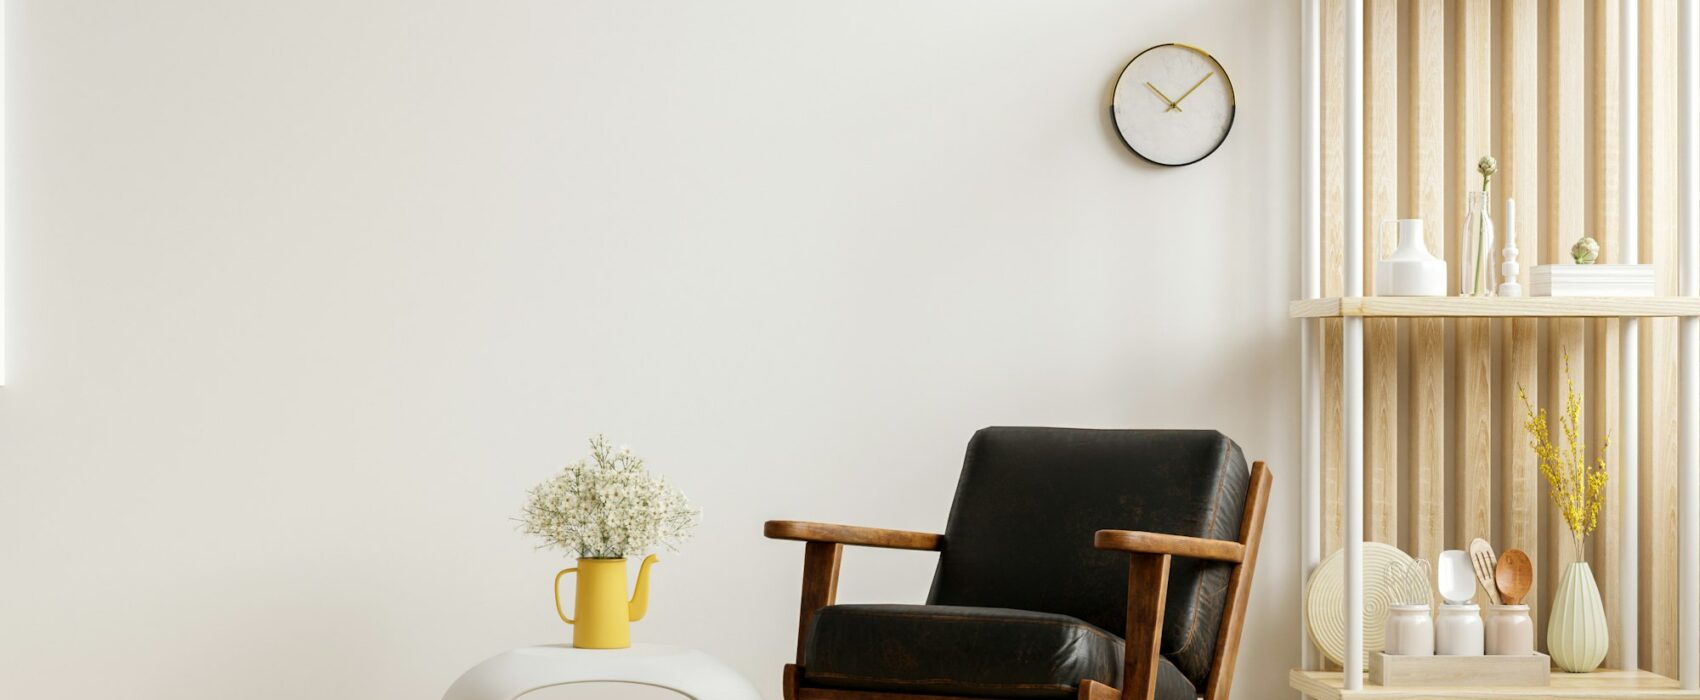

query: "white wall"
left=0, top=1, right=1297, bottom=698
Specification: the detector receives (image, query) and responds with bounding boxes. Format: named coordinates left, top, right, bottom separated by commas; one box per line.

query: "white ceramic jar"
left=1383, top=604, right=1434, bottom=656
left=1485, top=604, right=1534, bottom=656
left=1435, top=603, right=1484, bottom=656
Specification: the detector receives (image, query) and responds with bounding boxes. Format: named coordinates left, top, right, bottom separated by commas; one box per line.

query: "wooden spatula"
left=1468, top=537, right=1503, bottom=605
left=1495, top=548, right=1534, bottom=605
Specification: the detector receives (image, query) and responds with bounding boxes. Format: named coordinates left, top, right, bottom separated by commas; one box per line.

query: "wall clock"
left=1110, top=43, right=1236, bottom=166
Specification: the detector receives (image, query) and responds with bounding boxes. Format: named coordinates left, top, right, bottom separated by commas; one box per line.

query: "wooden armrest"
left=764, top=520, right=943, bottom=551
left=1094, top=529, right=1245, bottom=563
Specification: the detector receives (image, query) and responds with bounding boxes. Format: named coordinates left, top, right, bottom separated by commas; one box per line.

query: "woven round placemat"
left=1304, top=542, right=1431, bottom=666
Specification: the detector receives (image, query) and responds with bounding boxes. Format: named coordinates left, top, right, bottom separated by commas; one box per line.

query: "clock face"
left=1111, top=44, right=1236, bottom=166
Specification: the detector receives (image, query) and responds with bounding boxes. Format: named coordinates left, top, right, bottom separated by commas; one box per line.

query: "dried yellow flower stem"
left=1519, top=352, right=1609, bottom=563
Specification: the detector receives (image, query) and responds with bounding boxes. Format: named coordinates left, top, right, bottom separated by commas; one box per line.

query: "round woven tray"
left=1305, top=542, right=1431, bottom=666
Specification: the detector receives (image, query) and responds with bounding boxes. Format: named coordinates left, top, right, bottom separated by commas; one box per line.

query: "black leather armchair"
left=766, top=427, right=1271, bottom=700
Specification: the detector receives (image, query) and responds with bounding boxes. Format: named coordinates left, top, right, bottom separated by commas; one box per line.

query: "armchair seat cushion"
left=802, top=604, right=1197, bottom=700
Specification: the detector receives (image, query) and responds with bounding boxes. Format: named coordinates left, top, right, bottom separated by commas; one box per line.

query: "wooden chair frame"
left=764, top=461, right=1270, bottom=700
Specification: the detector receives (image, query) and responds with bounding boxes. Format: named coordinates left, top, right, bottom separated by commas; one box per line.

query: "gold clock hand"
left=1144, top=82, right=1182, bottom=112
left=1172, top=72, right=1215, bottom=107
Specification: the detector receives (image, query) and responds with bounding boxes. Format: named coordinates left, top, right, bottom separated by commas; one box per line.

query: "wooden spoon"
left=1495, top=548, right=1534, bottom=606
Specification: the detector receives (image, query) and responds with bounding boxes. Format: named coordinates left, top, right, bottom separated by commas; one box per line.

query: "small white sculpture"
left=1499, top=198, right=1522, bottom=298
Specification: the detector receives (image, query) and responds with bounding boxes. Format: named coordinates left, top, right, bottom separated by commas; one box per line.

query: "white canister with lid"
left=1435, top=603, right=1485, bottom=656
left=1485, top=604, right=1534, bottom=655
left=1383, top=604, right=1434, bottom=656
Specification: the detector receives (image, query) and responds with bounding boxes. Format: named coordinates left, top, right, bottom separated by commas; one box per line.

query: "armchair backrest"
left=926, top=427, right=1251, bottom=692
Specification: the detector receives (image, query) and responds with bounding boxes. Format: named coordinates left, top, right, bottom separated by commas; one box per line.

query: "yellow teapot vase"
left=554, top=554, right=658, bottom=649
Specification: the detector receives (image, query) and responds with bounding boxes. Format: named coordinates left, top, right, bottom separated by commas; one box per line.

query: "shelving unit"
left=1290, top=669, right=1695, bottom=700
left=1293, top=0, right=1700, bottom=698
left=1291, top=297, right=1700, bottom=319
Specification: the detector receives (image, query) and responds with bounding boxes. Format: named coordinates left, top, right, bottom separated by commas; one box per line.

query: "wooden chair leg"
left=1122, top=553, right=1171, bottom=700
left=783, top=663, right=800, bottom=700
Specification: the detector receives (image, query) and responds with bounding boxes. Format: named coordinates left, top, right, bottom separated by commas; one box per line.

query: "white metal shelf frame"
left=1296, top=0, right=1700, bottom=693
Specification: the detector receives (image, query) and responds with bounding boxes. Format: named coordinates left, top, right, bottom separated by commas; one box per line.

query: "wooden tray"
left=1368, top=652, right=1551, bottom=687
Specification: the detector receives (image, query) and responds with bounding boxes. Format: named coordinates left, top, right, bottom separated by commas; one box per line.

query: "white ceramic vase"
left=1548, top=562, right=1608, bottom=672
left=1376, top=219, right=1447, bottom=297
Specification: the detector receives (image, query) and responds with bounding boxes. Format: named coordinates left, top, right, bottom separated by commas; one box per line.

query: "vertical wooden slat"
left=1455, top=0, right=1493, bottom=571
left=1408, top=0, right=1446, bottom=568
left=1589, top=0, right=1624, bottom=672
left=1365, top=0, right=1399, bottom=546
left=1644, top=0, right=1681, bottom=677
left=1546, top=0, right=1588, bottom=623
left=1499, top=0, right=1542, bottom=636
left=1322, top=0, right=1346, bottom=563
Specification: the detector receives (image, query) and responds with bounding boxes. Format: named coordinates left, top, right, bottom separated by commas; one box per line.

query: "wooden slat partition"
left=1643, top=0, right=1679, bottom=676
left=1499, top=0, right=1542, bottom=637
left=1454, top=0, right=1494, bottom=582
left=1546, top=0, right=1588, bottom=627
left=1406, top=0, right=1445, bottom=569
left=1312, top=0, right=1345, bottom=670
left=1365, top=0, right=1398, bottom=546
left=1589, top=0, right=1624, bottom=672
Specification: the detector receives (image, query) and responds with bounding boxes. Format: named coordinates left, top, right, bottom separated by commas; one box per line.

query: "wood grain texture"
left=1588, top=0, right=1623, bottom=671
left=1364, top=0, right=1397, bottom=295
left=1496, top=0, right=1543, bottom=636
left=1289, top=297, right=1700, bottom=318
left=1448, top=0, right=1489, bottom=598
left=1122, top=553, right=1171, bottom=700
left=1320, top=0, right=1344, bottom=582
left=1364, top=0, right=1395, bottom=548
left=1544, top=0, right=1587, bottom=629
left=1411, top=316, right=1445, bottom=566
left=1457, top=318, right=1493, bottom=566
left=1289, top=668, right=1700, bottom=699
left=1503, top=316, right=1542, bottom=634
left=1406, top=0, right=1445, bottom=571
left=1455, top=0, right=1493, bottom=294
left=1202, top=462, right=1271, bottom=700
left=796, top=541, right=842, bottom=664
left=1077, top=680, right=1120, bottom=700
left=764, top=521, right=944, bottom=551
left=1367, top=318, right=1398, bottom=545
left=1094, top=530, right=1245, bottom=562
left=1641, top=0, right=1680, bottom=676
left=1367, top=652, right=1552, bottom=688
left=1323, top=318, right=1344, bottom=561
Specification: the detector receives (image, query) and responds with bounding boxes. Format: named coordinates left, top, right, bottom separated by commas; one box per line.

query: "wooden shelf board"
left=1290, top=296, right=1700, bottom=318
left=1290, top=669, right=1700, bottom=699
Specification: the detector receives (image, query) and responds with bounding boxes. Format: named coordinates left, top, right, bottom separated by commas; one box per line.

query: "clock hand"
left=1171, top=72, right=1215, bottom=107
left=1144, top=82, right=1182, bottom=112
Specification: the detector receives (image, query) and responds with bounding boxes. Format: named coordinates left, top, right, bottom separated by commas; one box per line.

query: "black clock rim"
left=1110, top=43, right=1237, bottom=167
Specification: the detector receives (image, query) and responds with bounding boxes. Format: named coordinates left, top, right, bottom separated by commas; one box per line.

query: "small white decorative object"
left=1435, top=603, right=1486, bottom=656
left=1374, top=219, right=1446, bottom=297
left=1485, top=604, right=1534, bottom=656
left=1384, top=605, right=1435, bottom=656
left=1498, top=198, right=1522, bottom=297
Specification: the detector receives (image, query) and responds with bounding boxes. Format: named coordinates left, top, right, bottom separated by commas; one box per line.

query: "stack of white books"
left=1530, top=264, right=1655, bottom=297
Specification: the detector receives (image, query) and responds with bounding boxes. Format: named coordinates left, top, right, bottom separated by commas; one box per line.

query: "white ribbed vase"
left=1547, top=562, right=1608, bottom=673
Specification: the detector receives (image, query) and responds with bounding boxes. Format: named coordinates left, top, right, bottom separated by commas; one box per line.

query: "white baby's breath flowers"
left=519, top=435, right=699, bottom=559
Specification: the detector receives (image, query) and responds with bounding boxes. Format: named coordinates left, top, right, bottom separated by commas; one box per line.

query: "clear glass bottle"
left=1460, top=191, right=1497, bottom=296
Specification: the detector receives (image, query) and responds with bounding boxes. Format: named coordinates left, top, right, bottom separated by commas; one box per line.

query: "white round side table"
left=443, top=643, right=763, bottom=700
